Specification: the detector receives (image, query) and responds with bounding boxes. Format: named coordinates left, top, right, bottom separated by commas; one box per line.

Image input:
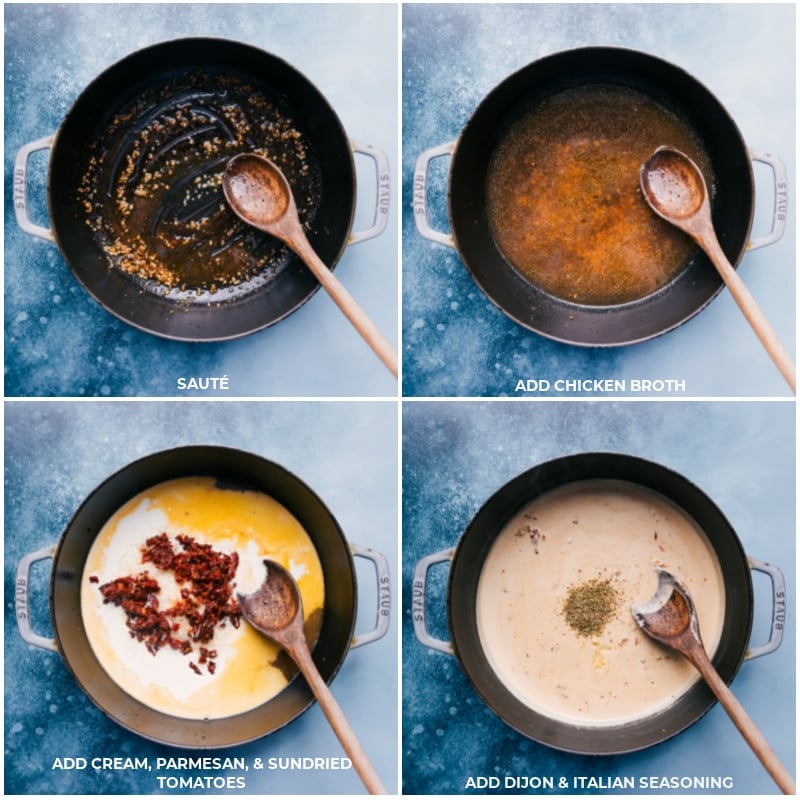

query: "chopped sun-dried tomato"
left=96, top=533, right=241, bottom=674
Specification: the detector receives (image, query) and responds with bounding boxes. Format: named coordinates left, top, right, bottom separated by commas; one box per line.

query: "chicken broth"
left=81, top=476, right=325, bottom=720
left=486, top=85, right=715, bottom=305
left=475, top=480, right=725, bottom=726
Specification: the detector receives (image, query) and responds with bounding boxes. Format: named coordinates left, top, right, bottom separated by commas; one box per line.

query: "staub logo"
left=13, top=167, right=26, bottom=210
left=15, top=576, right=28, bottom=621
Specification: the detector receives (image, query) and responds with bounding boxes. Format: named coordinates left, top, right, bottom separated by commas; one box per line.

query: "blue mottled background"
left=5, top=400, right=398, bottom=794
left=5, top=4, right=397, bottom=397
left=402, top=400, right=795, bottom=793
left=402, top=4, right=795, bottom=397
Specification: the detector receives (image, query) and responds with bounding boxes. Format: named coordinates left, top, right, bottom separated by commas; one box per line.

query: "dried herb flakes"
left=562, top=577, right=619, bottom=637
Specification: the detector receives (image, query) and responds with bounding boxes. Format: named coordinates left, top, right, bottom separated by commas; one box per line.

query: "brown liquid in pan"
left=486, top=85, right=715, bottom=305
left=78, top=72, right=322, bottom=293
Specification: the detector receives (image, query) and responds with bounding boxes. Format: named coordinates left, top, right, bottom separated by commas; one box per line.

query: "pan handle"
left=14, top=134, right=57, bottom=243
left=744, top=556, right=786, bottom=660
left=412, top=546, right=456, bottom=655
left=348, top=140, right=391, bottom=246
left=748, top=150, right=788, bottom=252
left=16, top=544, right=58, bottom=652
left=349, top=543, right=391, bottom=648
left=413, top=142, right=456, bottom=248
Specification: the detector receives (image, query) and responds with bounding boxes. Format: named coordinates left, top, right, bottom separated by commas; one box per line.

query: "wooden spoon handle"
left=294, top=645, right=387, bottom=795
left=703, top=234, right=795, bottom=392
left=688, top=644, right=795, bottom=794
left=291, top=233, right=398, bottom=379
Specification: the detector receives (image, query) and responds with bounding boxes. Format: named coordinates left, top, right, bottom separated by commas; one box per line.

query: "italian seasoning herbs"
left=562, top=577, right=619, bottom=637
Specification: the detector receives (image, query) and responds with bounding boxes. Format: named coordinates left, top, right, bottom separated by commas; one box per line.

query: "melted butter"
left=475, top=480, right=726, bottom=726
left=486, top=85, right=715, bottom=305
left=81, top=476, right=324, bottom=719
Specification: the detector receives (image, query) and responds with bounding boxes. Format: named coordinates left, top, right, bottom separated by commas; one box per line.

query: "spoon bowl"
left=632, top=568, right=794, bottom=793
left=640, top=148, right=706, bottom=221
left=237, top=558, right=300, bottom=635
left=238, top=560, right=386, bottom=794
left=640, top=146, right=794, bottom=391
left=223, top=153, right=398, bottom=378
left=631, top=568, right=698, bottom=644
left=224, top=154, right=291, bottom=227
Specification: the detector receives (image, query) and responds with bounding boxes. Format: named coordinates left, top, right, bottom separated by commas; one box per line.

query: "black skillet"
left=414, top=47, right=785, bottom=346
left=15, top=446, right=387, bottom=748
left=413, top=453, right=785, bottom=754
left=19, top=38, right=361, bottom=341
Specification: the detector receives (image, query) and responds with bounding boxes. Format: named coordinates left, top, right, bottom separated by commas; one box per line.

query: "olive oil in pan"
left=486, top=85, right=715, bottom=305
left=78, top=72, right=323, bottom=294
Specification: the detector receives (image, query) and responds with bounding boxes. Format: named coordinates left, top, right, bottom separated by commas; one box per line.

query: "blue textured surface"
left=402, top=400, right=795, bottom=793
left=5, top=4, right=397, bottom=397
left=402, top=3, right=795, bottom=397
left=5, top=401, right=398, bottom=794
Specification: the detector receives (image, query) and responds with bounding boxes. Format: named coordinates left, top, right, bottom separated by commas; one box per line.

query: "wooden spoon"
left=237, top=560, right=387, bottom=795
left=640, top=146, right=795, bottom=392
left=632, top=568, right=795, bottom=794
left=223, top=153, right=398, bottom=378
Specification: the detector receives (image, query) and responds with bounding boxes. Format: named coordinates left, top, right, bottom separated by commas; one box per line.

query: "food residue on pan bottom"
left=81, top=477, right=325, bottom=720
left=77, top=71, right=322, bottom=293
left=475, top=480, right=726, bottom=726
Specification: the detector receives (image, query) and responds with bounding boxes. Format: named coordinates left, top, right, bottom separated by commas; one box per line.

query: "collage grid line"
left=3, top=2, right=796, bottom=797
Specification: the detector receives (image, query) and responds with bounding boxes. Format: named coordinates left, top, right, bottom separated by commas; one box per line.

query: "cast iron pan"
left=49, top=446, right=358, bottom=748
left=448, top=47, right=754, bottom=345
left=447, top=453, right=752, bottom=753
left=47, top=38, right=355, bottom=341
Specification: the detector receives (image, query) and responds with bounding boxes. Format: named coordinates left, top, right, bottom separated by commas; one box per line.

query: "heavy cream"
left=81, top=476, right=324, bottom=720
left=476, top=480, right=725, bottom=726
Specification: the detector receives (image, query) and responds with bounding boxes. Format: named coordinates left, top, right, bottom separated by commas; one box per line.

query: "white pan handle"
left=748, top=150, right=787, bottom=252
left=745, top=556, right=785, bottom=660
left=413, top=142, right=456, bottom=248
left=16, top=544, right=58, bottom=652
left=14, top=134, right=56, bottom=243
left=349, top=543, right=391, bottom=648
left=348, top=140, right=391, bottom=246
left=412, top=546, right=456, bottom=654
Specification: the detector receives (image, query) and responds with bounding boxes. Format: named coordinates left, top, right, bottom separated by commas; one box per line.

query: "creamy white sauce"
left=476, top=480, right=725, bottom=726
left=81, top=477, right=324, bottom=720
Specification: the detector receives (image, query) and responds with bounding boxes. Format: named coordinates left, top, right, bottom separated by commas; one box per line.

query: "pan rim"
left=46, top=37, right=358, bottom=342
left=446, top=45, right=756, bottom=347
left=445, top=452, right=753, bottom=755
